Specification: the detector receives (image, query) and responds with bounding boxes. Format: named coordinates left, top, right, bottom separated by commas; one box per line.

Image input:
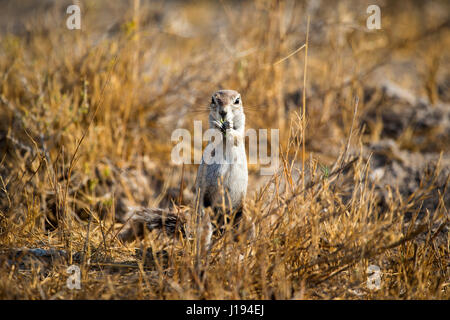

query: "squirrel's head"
left=209, top=90, right=244, bottom=124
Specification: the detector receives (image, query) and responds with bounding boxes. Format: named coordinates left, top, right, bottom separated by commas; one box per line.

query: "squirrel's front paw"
left=221, top=120, right=232, bottom=132
left=213, top=119, right=233, bottom=135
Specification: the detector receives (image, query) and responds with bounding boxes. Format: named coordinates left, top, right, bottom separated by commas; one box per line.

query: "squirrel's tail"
left=118, top=207, right=187, bottom=242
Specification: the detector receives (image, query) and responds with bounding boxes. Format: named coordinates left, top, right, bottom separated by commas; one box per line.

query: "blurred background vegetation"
left=0, top=0, right=448, bottom=299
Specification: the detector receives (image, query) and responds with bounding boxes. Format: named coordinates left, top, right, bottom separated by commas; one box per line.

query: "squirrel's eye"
left=211, top=97, right=215, bottom=104
left=234, top=97, right=240, bottom=104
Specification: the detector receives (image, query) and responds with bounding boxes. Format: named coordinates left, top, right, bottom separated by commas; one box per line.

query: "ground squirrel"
left=119, top=90, right=248, bottom=248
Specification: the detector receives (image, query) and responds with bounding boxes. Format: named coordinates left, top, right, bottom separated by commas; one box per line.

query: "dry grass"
left=0, top=0, right=449, bottom=299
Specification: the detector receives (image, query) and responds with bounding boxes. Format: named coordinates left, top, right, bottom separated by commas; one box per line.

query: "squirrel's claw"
left=212, top=120, right=223, bottom=131
left=222, top=120, right=231, bottom=131
left=213, top=120, right=231, bottom=134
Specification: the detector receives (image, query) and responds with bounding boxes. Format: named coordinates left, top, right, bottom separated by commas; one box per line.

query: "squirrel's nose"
left=219, top=110, right=227, bottom=119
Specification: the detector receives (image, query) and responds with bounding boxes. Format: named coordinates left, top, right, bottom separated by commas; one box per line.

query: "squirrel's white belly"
left=203, top=142, right=247, bottom=209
